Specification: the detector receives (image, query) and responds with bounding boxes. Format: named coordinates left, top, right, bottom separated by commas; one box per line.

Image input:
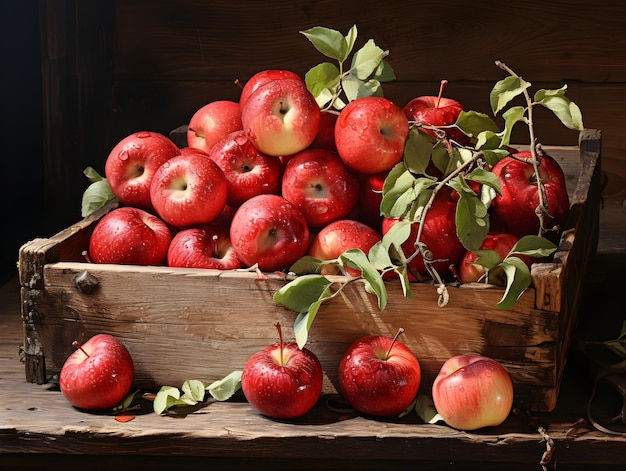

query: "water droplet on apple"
left=136, top=131, right=152, bottom=139
left=119, top=150, right=129, bottom=161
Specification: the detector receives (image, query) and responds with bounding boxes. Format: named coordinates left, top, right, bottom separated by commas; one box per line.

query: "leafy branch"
left=274, top=32, right=585, bottom=348
left=300, top=25, right=395, bottom=111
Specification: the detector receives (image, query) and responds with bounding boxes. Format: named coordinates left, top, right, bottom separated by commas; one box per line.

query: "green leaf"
left=404, top=128, right=435, bottom=175
left=509, top=235, right=557, bottom=258
left=534, top=85, right=567, bottom=102
left=182, top=379, right=206, bottom=403
left=454, top=189, right=490, bottom=251
left=471, top=249, right=503, bottom=272
left=455, top=110, right=501, bottom=138
left=474, top=131, right=504, bottom=153
left=490, top=75, right=532, bottom=115
left=207, top=370, right=243, bottom=401
left=496, top=257, right=532, bottom=310
left=349, top=39, right=387, bottom=80
left=300, top=26, right=348, bottom=61
left=342, top=74, right=383, bottom=101
left=340, top=249, right=387, bottom=310
left=373, top=60, right=396, bottom=82
left=153, top=385, right=181, bottom=415
left=84, top=166, right=105, bottom=183
left=293, top=284, right=334, bottom=348
left=500, top=105, right=527, bottom=147
left=465, top=167, right=501, bottom=193
left=343, top=25, right=358, bottom=61
left=289, top=255, right=328, bottom=275
left=414, top=393, right=444, bottom=424
left=480, top=147, right=510, bottom=166
left=273, top=274, right=333, bottom=313
left=81, top=179, right=116, bottom=217
left=367, top=240, right=394, bottom=271
left=539, top=95, right=584, bottom=131
left=304, top=62, right=340, bottom=99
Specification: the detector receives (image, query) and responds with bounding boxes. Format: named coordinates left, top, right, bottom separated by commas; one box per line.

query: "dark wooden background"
left=2, top=0, right=625, bottom=283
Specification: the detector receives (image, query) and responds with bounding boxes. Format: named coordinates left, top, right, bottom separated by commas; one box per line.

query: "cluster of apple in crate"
left=59, top=329, right=514, bottom=431
left=88, top=68, right=570, bottom=283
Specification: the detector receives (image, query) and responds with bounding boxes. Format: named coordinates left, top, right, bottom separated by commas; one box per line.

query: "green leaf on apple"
left=81, top=166, right=116, bottom=217
left=403, top=128, right=436, bottom=175
left=451, top=182, right=490, bottom=252
left=490, top=75, right=532, bottom=115
left=207, top=370, right=243, bottom=401
left=465, top=167, right=501, bottom=194
left=304, top=62, right=340, bottom=101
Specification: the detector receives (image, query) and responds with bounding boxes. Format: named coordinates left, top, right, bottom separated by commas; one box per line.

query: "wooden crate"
left=18, top=129, right=601, bottom=412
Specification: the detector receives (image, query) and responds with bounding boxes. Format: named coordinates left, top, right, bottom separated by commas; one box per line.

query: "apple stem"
left=436, top=80, right=448, bottom=108
left=386, top=327, right=405, bottom=359
left=72, top=340, right=90, bottom=358
left=275, top=322, right=284, bottom=365
left=234, top=78, right=244, bottom=90
left=81, top=250, right=93, bottom=264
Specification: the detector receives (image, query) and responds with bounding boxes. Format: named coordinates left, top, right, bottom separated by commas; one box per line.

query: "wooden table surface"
left=1, top=198, right=625, bottom=471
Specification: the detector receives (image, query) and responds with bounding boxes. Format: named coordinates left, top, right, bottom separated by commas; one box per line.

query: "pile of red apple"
left=88, top=68, right=569, bottom=285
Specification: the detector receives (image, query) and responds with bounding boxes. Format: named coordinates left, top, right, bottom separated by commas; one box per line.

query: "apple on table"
left=241, top=323, right=323, bottom=419
left=59, top=334, right=134, bottom=411
left=432, top=354, right=514, bottom=430
left=338, top=329, right=421, bottom=417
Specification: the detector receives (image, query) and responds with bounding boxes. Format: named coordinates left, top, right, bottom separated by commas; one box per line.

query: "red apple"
left=310, top=110, right=338, bottom=151
left=281, top=148, right=360, bottom=227
left=382, top=187, right=465, bottom=279
left=308, top=219, right=382, bottom=276
left=241, top=323, right=323, bottom=419
left=241, top=78, right=321, bottom=157
left=403, top=80, right=470, bottom=146
left=104, top=131, right=180, bottom=212
left=238, top=69, right=303, bottom=111
left=59, top=334, right=134, bottom=410
left=89, top=207, right=172, bottom=265
left=432, top=354, right=514, bottom=430
left=338, top=330, right=421, bottom=417
left=187, top=100, right=243, bottom=154
left=208, top=130, right=283, bottom=207
left=490, top=151, right=570, bottom=237
left=149, top=149, right=228, bottom=228
left=230, top=194, right=310, bottom=272
left=167, top=222, right=243, bottom=270
left=335, top=96, right=409, bottom=174
left=459, top=232, right=532, bottom=284
left=357, top=170, right=388, bottom=232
